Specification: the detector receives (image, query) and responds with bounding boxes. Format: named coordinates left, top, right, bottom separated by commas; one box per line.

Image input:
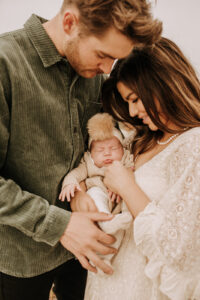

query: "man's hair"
left=61, top=0, right=162, bottom=46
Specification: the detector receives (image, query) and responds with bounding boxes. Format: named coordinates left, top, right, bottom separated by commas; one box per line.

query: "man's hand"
left=60, top=211, right=116, bottom=274
left=70, top=182, right=98, bottom=212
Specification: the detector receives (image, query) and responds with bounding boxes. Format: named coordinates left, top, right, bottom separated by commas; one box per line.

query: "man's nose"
left=98, top=59, right=115, bottom=74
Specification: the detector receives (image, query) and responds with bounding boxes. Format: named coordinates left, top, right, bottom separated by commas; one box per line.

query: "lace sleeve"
left=134, top=133, right=200, bottom=300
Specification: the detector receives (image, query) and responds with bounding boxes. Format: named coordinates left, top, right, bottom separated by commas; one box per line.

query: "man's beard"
left=63, top=39, right=102, bottom=78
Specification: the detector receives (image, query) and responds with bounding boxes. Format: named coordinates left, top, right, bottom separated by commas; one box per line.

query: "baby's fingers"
left=76, top=184, right=82, bottom=192
left=59, top=191, right=66, bottom=202
left=66, top=190, right=72, bottom=202
left=116, top=195, right=121, bottom=203
left=107, top=190, right=115, bottom=202
left=110, top=192, right=117, bottom=202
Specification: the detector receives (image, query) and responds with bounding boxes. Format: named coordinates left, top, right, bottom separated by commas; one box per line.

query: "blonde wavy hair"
left=61, top=0, right=162, bottom=46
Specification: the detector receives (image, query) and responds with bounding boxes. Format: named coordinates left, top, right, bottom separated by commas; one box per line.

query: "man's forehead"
left=91, top=28, right=134, bottom=59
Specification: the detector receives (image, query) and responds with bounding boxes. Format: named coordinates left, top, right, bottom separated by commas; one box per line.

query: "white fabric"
left=84, top=127, right=200, bottom=300
left=87, top=186, right=132, bottom=273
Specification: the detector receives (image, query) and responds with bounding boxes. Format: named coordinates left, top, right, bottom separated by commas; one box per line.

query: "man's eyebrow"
left=98, top=51, right=116, bottom=60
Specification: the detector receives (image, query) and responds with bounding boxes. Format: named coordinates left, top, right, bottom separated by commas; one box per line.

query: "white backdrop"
left=0, top=0, right=200, bottom=75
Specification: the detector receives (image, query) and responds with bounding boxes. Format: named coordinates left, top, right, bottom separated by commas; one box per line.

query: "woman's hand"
left=105, top=161, right=150, bottom=218
left=104, top=161, right=135, bottom=196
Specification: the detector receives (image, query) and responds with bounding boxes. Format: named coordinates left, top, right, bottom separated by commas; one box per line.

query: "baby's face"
left=90, top=137, right=124, bottom=168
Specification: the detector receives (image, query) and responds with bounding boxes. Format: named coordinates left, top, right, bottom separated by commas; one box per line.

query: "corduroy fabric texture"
left=0, top=14, right=103, bottom=277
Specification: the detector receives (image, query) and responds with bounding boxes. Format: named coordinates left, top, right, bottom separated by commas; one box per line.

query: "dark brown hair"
left=61, top=0, right=162, bottom=46
left=102, top=37, right=200, bottom=156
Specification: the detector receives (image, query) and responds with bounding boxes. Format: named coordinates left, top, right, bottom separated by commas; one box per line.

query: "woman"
left=84, top=37, right=200, bottom=300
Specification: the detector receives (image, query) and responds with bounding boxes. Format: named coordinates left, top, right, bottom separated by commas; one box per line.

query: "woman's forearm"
left=104, top=161, right=150, bottom=217
left=120, top=182, right=150, bottom=218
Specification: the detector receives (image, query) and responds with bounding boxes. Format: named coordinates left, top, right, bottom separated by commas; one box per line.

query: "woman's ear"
left=62, top=11, right=79, bottom=35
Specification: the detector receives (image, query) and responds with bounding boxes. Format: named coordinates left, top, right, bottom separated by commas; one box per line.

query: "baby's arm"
left=59, top=183, right=81, bottom=202
left=59, top=155, right=88, bottom=202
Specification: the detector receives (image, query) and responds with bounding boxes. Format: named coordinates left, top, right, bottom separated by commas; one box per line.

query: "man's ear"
left=62, top=11, right=79, bottom=35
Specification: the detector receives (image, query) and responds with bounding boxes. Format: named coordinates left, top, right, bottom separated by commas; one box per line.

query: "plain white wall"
left=0, top=0, right=199, bottom=75
left=153, top=0, right=200, bottom=76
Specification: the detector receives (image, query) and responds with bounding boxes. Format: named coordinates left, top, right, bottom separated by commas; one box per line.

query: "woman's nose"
left=129, top=103, right=138, bottom=117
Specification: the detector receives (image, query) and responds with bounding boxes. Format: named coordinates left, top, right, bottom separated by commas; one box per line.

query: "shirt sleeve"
left=0, top=79, right=70, bottom=247
left=134, top=134, right=200, bottom=300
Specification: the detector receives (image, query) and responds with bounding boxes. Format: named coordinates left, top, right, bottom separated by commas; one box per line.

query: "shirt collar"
left=24, top=14, right=63, bottom=68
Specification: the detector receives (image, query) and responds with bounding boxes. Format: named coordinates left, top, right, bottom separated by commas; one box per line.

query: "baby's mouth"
left=103, top=159, right=113, bottom=164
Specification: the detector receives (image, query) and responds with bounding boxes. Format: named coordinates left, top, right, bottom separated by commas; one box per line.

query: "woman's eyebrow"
left=126, top=92, right=135, bottom=100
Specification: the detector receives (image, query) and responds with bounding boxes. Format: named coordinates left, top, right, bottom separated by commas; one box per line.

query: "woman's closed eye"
left=131, top=97, right=139, bottom=104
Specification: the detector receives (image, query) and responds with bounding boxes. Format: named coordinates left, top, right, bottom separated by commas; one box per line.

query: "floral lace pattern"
left=85, top=128, right=200, bottom=300
left=134, top=127, right=200, bottom=299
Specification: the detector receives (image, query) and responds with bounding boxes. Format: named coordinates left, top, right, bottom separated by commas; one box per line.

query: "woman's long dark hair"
left=102, top=37, right=200, bottom=157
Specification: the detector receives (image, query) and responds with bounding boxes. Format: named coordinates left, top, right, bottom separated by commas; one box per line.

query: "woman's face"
left=117, top=81, right=163, bottom=131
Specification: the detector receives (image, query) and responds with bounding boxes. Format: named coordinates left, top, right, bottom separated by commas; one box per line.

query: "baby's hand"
left=59, top=183, right=81, bottom=202
left=107, top=189, right=121, bottom=204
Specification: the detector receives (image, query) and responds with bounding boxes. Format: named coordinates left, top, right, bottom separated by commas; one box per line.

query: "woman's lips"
left=139, top=115, right=149, bottom=124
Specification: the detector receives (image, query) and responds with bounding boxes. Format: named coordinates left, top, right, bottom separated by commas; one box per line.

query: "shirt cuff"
left=33, top=205, right=71, bottom=246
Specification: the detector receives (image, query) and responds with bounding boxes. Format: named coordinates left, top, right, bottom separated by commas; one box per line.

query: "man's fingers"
left=76, top=252, right=113, bottom=275
left=91, top=240, right=117, bottom=256
left=89, top=212, right=113, bottom=222
left=76, top=255, right=97, bottom=273
left=96, top=228, right=116, bottom=245
left=88, top=251, right=113, bottom=275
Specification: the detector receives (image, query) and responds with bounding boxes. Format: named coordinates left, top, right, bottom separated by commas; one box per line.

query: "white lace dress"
left=84, top=127, right=200, bottom=300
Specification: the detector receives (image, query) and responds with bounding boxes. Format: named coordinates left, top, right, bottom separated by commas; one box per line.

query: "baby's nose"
left=104, top=149, right=111, bottom=155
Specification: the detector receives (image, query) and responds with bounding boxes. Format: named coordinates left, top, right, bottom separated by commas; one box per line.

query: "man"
left=0, top=1, right=162, bottom=299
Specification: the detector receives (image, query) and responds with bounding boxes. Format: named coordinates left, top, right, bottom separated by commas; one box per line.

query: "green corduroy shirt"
left=0, top=14, right=104, bottom=277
